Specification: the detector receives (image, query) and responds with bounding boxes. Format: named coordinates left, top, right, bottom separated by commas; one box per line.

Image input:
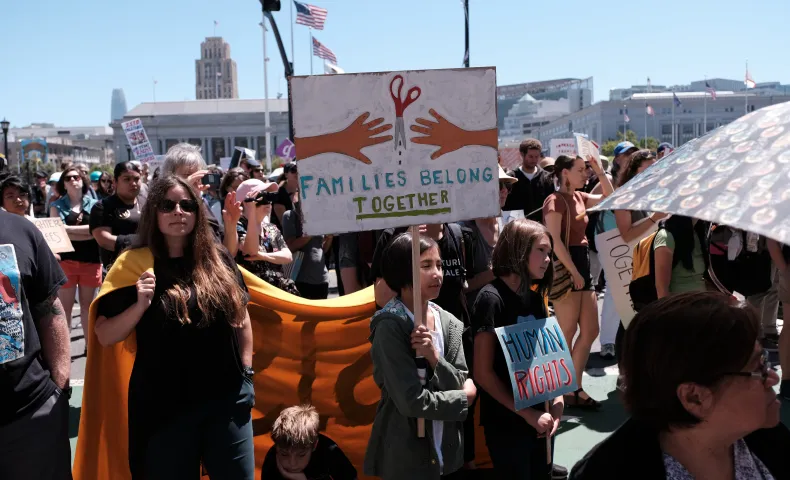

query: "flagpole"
left=309, top=28, right=313, bottom=75
left=644, top=105, right=647, bottom=148
left=290, top=0, right=295, bottom=73
left=262, top=14, right=272, bottom=172
left=671, top=91, right=676, bottom=146
left=623, top=104, right=626, bottom=139
left=703, top=78, right=707, bottom=135
left=745, top=61, right=749, bottom=115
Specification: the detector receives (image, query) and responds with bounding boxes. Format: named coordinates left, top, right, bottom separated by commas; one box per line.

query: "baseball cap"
left=49, top=172, right=61, bottom=183
left=244, top=158, right=262, bottom=168
left=35, top=171, right=48, bottom=179
left=90, top=171, right=102, bottom=182
left=657, top=142, right=674, bottom=154
left=613, top=142, right=637, bottom=157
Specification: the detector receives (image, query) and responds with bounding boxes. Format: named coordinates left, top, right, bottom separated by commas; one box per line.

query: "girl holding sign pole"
left=472, top=219, right=568, bottom=479
left=542, top=155, right=613, bottom=409
left=365, top=232, right=477, bottom=480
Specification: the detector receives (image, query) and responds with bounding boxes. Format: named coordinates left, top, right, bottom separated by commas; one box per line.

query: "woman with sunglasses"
left=94, top=176, right=255, bottom=479
left=50, top=166, right=100, bottom=331
left=96, top=171, right=114, bottom=200
left=235, top=179, right=298, bottom=295
left=272, top=162, right=298, bottom=230
left=570, top=291, right=790, bottom=479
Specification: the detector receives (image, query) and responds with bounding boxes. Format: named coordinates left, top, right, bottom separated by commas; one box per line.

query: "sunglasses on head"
left=64, top=174, right=81, bottom=182
left=499, top=181, right=513, bottom=192
left=157, top=199, right=199, bottom=213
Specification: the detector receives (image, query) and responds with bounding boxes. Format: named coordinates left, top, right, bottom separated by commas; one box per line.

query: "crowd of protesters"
left=1, top=136, right=789, bottom=480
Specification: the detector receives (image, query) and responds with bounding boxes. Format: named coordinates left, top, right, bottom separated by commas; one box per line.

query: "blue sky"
left=2, top=0, right=789, bottom=127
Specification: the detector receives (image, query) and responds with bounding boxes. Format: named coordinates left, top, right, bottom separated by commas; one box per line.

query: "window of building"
left=187, top=138, right=202, bottom=148
left=682, top=124, right=693, bottom=135
left=234, top=137, right=249, bottom=149
left=661, top=124, right=672, bottom=135
left=165, top=139, right=179, bottom=151
left=211, top=138, right=226, bottom=162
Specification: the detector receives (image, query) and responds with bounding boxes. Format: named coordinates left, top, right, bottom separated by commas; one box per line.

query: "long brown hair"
left=617, top=149, right=655, bottom=188
left=491, top=218, right=554, bottom=300
left=136, top=175, right=247, bottom=327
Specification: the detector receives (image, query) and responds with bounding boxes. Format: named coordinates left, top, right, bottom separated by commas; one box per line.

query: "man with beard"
left=502, top=138, right=555, bottom=223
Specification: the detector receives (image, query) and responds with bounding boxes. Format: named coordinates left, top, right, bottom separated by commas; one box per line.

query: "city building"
left=611, top=78, right=790, bottom=101
left=609, top=82, right=670, bottom=101
left=497, top=78, right=594, bottom=140
left=4, top=124, right=115, bottom=169
left=195, top=37, right=239, bottom=100
left=111, top=88, right=128, bottom=121
left=110, top=98, right=288, bottom=165
left=534, top=91, right=790, bottom=148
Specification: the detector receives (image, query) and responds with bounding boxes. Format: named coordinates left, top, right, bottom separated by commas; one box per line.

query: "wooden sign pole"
left=411, top=225, right=426, bottom=438
left=545, top=400, right=552, bottom=468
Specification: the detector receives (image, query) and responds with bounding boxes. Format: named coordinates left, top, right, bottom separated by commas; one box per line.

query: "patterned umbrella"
left=591, top=100, right=790, bottom=244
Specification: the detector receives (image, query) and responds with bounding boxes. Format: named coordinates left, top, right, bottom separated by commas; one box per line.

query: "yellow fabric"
left=632, top=231, right=658, bottom=281
left=73, top=248, right=494, bottom=479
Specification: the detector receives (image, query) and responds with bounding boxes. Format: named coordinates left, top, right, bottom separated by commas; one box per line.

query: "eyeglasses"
left=251, top=168, right=263, bottom=174
left=101, top=179, right=112, bottom=184
left=499, top=181, right=513, bottom=192
left=722, top=349, right=772, bottom=384
left=157, top=199, right=199, bottom=214
left=64, top=175, right=81, bottom=182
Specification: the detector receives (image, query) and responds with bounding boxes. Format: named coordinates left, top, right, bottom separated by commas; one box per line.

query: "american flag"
left=673, top=93, right=682, bottom=107
left=294, top=1, right=328, bottom=30
left=705, top=81, right=717, bottom=100
left=624, top=113, right=630, bottom=123
left=646, top=104, right=655, bottom=116
left=745, top=64, right=756, bottom=89
left=312, top=37, right=337, bottom=64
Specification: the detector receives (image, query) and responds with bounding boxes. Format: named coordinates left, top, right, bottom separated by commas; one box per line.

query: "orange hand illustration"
left=410, top=109, right=498, bottom=160
left=295, top=113, right=393, bottom=165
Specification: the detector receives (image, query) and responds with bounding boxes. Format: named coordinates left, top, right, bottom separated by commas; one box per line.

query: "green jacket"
left=364, top=300, right=469, bottom=480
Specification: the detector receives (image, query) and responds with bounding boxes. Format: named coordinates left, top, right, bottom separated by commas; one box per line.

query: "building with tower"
left=195, top=37, right=239, bottom=100
left=111, top=88, right=128, bottom=122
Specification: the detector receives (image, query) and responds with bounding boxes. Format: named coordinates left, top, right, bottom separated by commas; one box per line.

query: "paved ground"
left=66, top=283, right=789, bottom=473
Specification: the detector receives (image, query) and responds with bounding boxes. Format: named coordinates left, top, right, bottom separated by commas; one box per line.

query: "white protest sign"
left=121, top=118, right=156, bottom=164
left=574, top=134, right=601, bottom=163
left=290, top=67, right=500, bottom=236
left=31, top=218, right=74, bottom=254
left=594, top=217, right=657, bottom=328
left=550, top=138, right=576, bottom=158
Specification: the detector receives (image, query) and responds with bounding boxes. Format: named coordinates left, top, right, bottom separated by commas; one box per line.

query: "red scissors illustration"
left=390, top=74, right=421, bottom=149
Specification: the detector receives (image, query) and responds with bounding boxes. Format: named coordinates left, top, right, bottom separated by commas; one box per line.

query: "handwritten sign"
left=31, top=218, right=74, bottom=254
left=121, top=118, right=156, bottom=164
left=276, top=138, right=296, bottom=161
left=290, top=67, right=500, bottom=236
left=574, top=134, right=600, bottom=163
left=594, top=217, right=657, bottom=328
left=550, top=138, right=576, bottom=158
left=495, top=316, right=577, bottom=411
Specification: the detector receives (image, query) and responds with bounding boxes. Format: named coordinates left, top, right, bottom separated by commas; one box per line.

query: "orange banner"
left=73, top=249, right=490, bottom=479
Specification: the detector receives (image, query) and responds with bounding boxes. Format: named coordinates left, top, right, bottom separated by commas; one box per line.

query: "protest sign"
left=550, top=138, right=576, bottom=158
left=289, top=67, right=500, bottom=236
left=121, top=118, right=156, bottom=164
left=31, top=218, right=74, bottom=254
left=276, top=138, right=296, bottom=161
left=594, top=218, right=657, bottom=328
left=495, top=316, right=577, bottom=411
left=574, top=134, right=601, bottom=163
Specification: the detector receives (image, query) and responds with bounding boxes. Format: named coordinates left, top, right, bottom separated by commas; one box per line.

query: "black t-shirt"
left=370, top=224, right=476, bottom=325
left=471, top=278, right=548, bottom=437
left=97, top=249, right=249, bottom=419
left=271, top=185, right=295, bottom=231
left=261, top=434, right=358, bottom=480
left=60, top=207, right=101, bottom=264
left=31, top=186, right=47, bottom=217
left=89, top=194, right=143, bottom=268
left=0, top=211, right=67, bottom=425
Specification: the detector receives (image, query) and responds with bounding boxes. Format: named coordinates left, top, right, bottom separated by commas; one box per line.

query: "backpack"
left=628, top=226, right=663, bottom=312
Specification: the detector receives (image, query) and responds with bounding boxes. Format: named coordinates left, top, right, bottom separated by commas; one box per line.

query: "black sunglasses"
left=64, top=174, right=81, bottom=182
left=158, top=199, right=199, bottom=214
left=499, top=181, right=513, bottom=192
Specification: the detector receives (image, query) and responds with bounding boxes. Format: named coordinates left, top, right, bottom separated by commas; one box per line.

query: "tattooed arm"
left=32, top=295, right=71, bottom=389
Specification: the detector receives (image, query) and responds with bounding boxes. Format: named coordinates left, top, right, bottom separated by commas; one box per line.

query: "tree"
left=600, top=130, right=659, bottom=157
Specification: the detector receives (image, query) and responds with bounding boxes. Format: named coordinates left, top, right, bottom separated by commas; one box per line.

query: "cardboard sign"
left=31, top=218, right=74, bottom=254
left=276, top=138, right=296, bottom=161
left=594, top=217, right=657, bottom=328
left=495, top=316, right=577, bottom=411
left=290, top=67, right=500, bottom=236
left=574, top=133, right=601, bottom=163
left=549, top=138, right=576, bottom=158
left=121, top=118, right=156, bottom=164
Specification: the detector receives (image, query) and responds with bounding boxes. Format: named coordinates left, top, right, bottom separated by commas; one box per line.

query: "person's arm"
left=322, top=234, right=333, bottom=253
left=473, top=331, right=543, bottom=427
left=340, top=268, right=363, bottom=294
left=241, top=218, right=261, bottom=257
left=589, top=173, right=613, bottom=195
left=31, top=294, right=70, bottom=389
left=544, top=211, right=579, bottom=276
left=235, top=308, right=253, bottom=367
left=374, top=278, right=397, bottom=307
left=654, top=245, right=674, bottom=300
left=583, top=158, right=614, bottom=208
left=614, top=210, right=665, bottom=244
left=370, top=315, right=469, bottom=421
left=92, top=226, right=118, bottom=251
left=95, top=302, right=148, bottom=346
left=273, top=204, right=287, bottom=226
left=64, top=225, right=92, bottom=239
left=767, top=239, right=788, bottom=272
left=281, top=211, right=312, bottom=252
left=285, top=236, right=311, bottom=252
left=427, top=316, right=468, bottom=392
left=222, top=192, right=242, bottom=257
left=245, top=247, right=294, bottom=265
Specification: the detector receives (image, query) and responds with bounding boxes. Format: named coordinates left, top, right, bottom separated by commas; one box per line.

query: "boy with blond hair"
left=261, top=405, right=357, bottom=480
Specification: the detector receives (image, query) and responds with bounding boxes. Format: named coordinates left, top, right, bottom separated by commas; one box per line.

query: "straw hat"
left=498, top=164, right=517, bottom=184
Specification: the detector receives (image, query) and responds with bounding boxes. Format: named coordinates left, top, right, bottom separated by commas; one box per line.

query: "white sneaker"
left=600, top=343, right=616, bottom=359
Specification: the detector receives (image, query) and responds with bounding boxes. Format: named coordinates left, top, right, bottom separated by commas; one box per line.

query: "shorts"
left=338, top=233, right=358, bottom=269
left=569, top=245, right=593, bottom=292
left=61, top=260, right=102, bottom=289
